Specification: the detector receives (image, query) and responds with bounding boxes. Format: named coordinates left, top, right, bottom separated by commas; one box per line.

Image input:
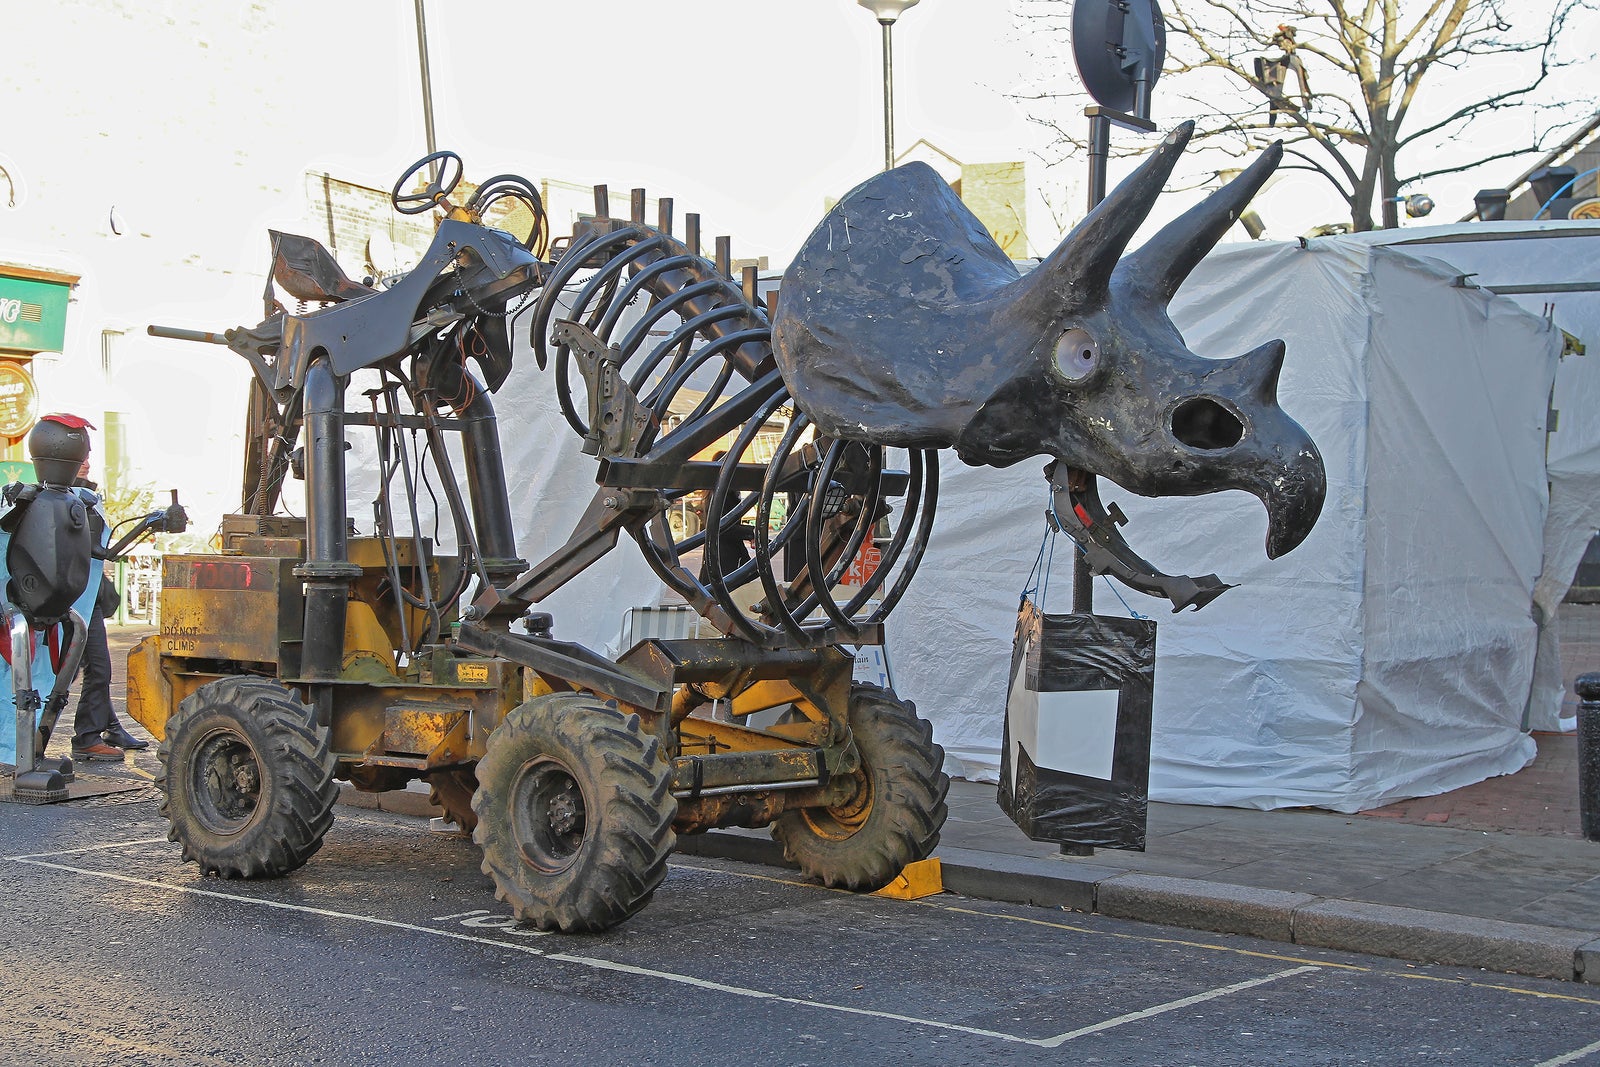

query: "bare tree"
left=1014, top=0, right=1598, bottom=231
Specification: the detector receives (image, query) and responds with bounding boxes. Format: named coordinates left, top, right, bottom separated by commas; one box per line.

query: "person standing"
left=54, top=417, right=147, bottom=761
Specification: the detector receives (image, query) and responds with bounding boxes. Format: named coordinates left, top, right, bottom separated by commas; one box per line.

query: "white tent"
left=890, top=235, right=1565, bottom=813
left=1349, top=224, right=1600, bottom=734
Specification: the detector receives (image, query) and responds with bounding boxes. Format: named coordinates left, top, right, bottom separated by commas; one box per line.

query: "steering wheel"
left=392, top=151, right=464, bottom=215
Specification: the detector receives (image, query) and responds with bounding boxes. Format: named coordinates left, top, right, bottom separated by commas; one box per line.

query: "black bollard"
left=1576, top=673, right=1600, bottom=842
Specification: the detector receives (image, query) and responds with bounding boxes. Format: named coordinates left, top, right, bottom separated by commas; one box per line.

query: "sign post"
left=1069, top=0, right=1164, bottom=613
left=0, top=361, right=39, bottom=444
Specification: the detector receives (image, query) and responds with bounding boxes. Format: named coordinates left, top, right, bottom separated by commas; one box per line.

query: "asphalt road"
left=5, top=788, right=1600, bottom=1067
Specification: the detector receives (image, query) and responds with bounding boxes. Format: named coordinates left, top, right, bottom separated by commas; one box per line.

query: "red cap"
left=40, top=413, right=97, bottom=431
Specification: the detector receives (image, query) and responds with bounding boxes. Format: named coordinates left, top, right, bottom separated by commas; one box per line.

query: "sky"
left=343, top=1, right=1598, bottom=254
left=15, top=2, right=1590, bottom=280
left=333, top=0, right=1056, bottom=264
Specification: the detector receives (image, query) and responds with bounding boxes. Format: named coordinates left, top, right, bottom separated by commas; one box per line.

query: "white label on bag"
left=1008, top=637, right=1122, bottom=785
left=1035, top=689, right=1120, bottom=781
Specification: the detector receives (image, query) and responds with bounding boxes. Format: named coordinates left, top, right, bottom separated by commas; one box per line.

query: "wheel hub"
left=511, top=757, right=588, bottom=873
left=800, top=768, right=873, bottom=841
left=191, top=728, right=263, bottom=834
left=547, top=790, right=581, bottom=837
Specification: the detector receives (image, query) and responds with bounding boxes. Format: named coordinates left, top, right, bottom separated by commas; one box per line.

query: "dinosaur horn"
left=1015, top=121, right=1194, bottom=313
left=1115, top=141, right=1284, bottom=304
left=1236, top=336, right=1286, bottom=403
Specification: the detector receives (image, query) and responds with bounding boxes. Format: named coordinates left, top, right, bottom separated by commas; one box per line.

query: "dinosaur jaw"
left=1046, top=465, right=1234, bottom=612
left=1046, top=422, right=1325, bottom=613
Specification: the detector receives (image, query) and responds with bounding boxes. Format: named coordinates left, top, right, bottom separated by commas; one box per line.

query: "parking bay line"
left=674, top=859, right=1600, bottom=1009
left=1536, top=1036, right=1600, bottom=1067
left=9, top=843, right=1319, bottom=1049
left=6, top=836, right=173, bottom=861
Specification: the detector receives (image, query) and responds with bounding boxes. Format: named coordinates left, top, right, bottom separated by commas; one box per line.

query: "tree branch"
left=1011, top=0, right=1600, bottom=231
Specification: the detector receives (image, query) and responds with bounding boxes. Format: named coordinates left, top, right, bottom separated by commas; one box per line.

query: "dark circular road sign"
left=1072, top=0, right=1166, bottom=115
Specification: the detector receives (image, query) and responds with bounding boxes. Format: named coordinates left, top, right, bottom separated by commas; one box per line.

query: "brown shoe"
left=71, top=741, right=125, bottom=761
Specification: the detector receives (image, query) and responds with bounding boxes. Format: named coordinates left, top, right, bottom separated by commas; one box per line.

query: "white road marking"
left=10, top=856, right=549, bottom=959
left=458, top=913, right=548, bottom=937
left=8, top=843, right=1317, bottom=1047
left=676, top=860, right=1600, bottom=1008
left=1535, top=1037, right=1600, bottom=1067
left=5, top=836, right=171, bottom=860
left=540, top=950, right=1045, bottom=1044
left=1033, top=966, right=1323, bottom=1048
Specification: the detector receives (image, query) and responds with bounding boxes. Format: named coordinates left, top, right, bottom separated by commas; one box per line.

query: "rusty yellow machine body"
left=132, top=149, right=948, bottom=934
left=126, top=518, right=871, bottom=836
left=128, top=522, right=501, bottom=773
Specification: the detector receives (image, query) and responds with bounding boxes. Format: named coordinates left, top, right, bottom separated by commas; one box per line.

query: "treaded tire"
left=771, top=683, right=949, bottom=891
left=157, top=676, right=338, bottom=878
left=472, top=693, right=677, bottom=933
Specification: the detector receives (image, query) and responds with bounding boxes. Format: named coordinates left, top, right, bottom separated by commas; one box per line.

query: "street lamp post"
left=413, top=0, right=439, bottom=177
left=858, top=0, right=921, bottom=172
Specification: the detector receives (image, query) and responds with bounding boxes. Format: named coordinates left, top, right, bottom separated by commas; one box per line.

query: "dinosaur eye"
left=1054, top=328, right=1099, bottom=382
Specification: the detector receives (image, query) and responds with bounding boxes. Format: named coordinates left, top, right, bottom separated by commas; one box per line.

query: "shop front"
left=0, top=264, right=78, bottom=481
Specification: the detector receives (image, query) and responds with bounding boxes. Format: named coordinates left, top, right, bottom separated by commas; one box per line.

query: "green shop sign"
left=0, top=460, right=35, bottom=485
left=0, top=274, right=71, bottom=353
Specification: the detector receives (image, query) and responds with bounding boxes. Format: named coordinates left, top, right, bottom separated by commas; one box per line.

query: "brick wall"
left=1505, top=141, right=1600, bottom=220
left=301, top=171, right=541, bottom=285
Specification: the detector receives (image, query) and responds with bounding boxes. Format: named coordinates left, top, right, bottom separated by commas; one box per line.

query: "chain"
left=458, top=280, right=536, bottom=321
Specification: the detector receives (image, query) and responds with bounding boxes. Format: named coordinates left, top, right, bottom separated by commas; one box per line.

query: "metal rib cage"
left=527, top=189, right=939, bottom=648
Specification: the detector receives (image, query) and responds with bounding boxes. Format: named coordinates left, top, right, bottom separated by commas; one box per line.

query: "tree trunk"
left=1378, top=136, right=1401, bottom=229
left=1351, top=167, right=1378, bottom=232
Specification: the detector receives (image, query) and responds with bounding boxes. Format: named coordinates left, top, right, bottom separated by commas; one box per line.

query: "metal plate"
left=1072, top=0, right=1165, bottom=113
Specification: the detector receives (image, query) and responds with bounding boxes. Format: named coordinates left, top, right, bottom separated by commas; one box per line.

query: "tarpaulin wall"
left=1360, top=224, right=1600, bottom=733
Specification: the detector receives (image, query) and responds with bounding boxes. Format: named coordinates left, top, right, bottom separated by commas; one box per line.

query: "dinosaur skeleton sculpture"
left=199, top=124, right=1321, bottom=654
left=518, top=121, right=1323, bottom=639
left=130, top=131, right=1322, bottom=930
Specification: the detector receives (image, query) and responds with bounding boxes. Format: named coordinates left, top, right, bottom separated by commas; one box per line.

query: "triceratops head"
left=771, top=122, right=1324, bottom=570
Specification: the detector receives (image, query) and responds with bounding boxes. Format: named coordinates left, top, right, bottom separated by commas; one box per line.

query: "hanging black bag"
left=998, top=598, right=1158, bottom=851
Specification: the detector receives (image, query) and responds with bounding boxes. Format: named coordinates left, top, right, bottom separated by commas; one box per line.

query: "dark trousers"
left=72, top=603, right=117, bottom=747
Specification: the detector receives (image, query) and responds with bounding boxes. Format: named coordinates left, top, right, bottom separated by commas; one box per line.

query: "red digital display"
left=176, top=561, right=258, bottom=590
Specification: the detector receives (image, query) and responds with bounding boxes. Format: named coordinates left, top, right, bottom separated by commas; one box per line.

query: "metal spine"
left=527, top=189, right=939, bottom=648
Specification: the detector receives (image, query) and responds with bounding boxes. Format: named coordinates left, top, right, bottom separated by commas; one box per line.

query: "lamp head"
left=1404, top=193, right=1435, bottom=219
left=858, top=0, right=920, bottom=24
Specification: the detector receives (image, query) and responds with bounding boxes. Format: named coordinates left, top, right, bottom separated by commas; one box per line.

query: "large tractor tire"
left=472, top=693, right=677, bottom=933
left=157, top=676, right=338, bottom=879
left=771, top=683, right=949, bottom=890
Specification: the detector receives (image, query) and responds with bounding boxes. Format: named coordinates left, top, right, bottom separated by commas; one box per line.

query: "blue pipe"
left=1534, top=166, right=1600, bottom=219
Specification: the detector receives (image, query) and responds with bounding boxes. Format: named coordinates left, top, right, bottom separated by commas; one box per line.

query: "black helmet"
left=27, top=413, right=93, bottom=487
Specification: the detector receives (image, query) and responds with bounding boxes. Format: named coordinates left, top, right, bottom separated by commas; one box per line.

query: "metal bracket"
left=1047, top=467, right=1233, bottom=612
left=551, top=319, right=652, bottom=459
left=1454, top=273, right=1600, bottom=296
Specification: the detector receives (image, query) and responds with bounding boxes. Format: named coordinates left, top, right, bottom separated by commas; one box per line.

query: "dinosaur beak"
left=1240, top=410, right=1325, bottom=559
